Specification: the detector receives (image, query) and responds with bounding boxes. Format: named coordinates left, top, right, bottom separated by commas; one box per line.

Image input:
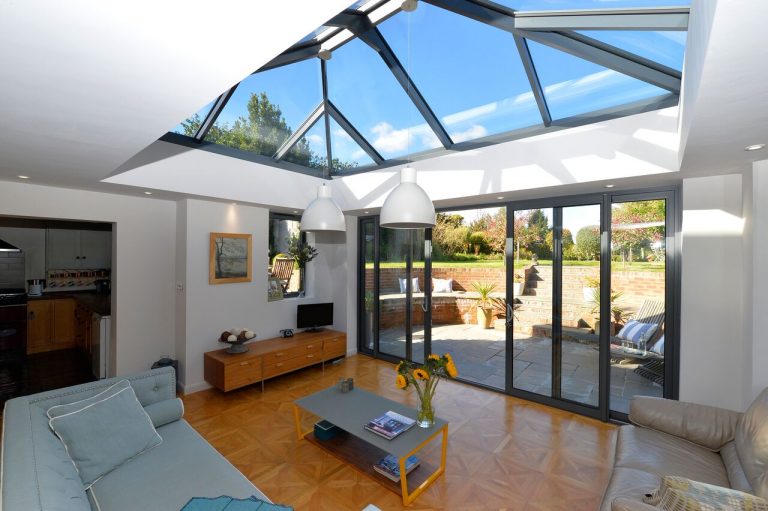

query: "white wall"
left=0, top=227, right=46, bottom=279
left=0, top=181, right=176, bottom=376
left=176, top=199, right=350, bottom=393
left=680, top=174, right=747, bottom=410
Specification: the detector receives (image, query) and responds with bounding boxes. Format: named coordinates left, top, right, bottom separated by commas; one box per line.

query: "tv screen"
left=297, top=303, right=333, bottom=331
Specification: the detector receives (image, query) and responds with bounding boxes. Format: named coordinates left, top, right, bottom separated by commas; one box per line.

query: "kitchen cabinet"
left=46, top=229, right=111, bottom=269
left=74, top=303, right=92, bottom=354
left=27, top=298, right=76, bottom=354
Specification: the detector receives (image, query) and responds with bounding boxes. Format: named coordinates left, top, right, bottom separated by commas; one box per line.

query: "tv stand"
left=304, top=327, right=324, bottom=333
left=204, top=329, right=346, bottom=392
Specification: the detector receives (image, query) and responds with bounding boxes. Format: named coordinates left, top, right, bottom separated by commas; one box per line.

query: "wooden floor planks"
left=182, top=354, right=616, bottom=511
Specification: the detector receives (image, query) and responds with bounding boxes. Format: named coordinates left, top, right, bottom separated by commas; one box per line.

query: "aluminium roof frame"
left=166, top=0, right=689, bottom=180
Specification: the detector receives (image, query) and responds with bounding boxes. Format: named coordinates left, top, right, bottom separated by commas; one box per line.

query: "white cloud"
left=306, top=133, right=324, bottom=151
left=450, top=124, right=488, bottom=143
left=370, top=121, right=440, bottom=154
left=333, top=128, right=352, bottom=141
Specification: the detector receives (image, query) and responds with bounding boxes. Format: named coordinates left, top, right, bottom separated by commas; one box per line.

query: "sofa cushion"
left=615, top=426, right=730, bottom=487
left=87, top=419, right=268, bottom=511
left=735, top=387, right=768, bottom=498
left=49, top=383, right=162, bottom=487
left=144, top=397, right=184, bottom=428
left=46, top=380, right=129, bottom=420
left=721, top=441, right=753, bottom=494
left=645, top=476, right=768, bottom=510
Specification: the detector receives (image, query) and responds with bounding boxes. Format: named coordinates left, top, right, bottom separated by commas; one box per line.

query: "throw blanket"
left=181, top=496, right=293, bottom=511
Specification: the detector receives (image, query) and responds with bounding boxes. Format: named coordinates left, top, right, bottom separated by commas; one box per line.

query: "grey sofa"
left=601, top=389, right=768, bottom=510
left=1, top=367, right=269, bottom=511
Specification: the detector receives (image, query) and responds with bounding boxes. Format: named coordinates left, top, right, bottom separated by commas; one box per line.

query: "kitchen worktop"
left=27, top=291, right=111, bottom=316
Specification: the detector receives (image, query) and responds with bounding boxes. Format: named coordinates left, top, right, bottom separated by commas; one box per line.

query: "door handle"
left=506, top=303, right=514, bottom=327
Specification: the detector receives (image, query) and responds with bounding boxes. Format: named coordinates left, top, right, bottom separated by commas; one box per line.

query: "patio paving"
left=380, top=323, right=662, bottom=414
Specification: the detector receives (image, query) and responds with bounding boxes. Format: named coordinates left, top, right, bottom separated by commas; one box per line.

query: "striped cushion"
left=644, top=476, right=768, bottom=510
left=617, top=320, right=657, bottom=345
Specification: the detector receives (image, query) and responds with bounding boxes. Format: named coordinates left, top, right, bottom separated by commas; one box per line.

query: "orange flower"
left=446, top=362, right=458, bottom=378
left=396, top=374, right=407, bottom=389
left=395, top=361, right=404, bottom=372
left=413, top=368, right=430, bottom=381
left=428, top=354, right=440, bottom=361
left=444, top=352, right=454, bottom=364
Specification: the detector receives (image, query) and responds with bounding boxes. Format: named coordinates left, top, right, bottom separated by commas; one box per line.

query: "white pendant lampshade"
left=380, top=166, right=435, bottom=229
left=300, top=184, right=346, bottom=232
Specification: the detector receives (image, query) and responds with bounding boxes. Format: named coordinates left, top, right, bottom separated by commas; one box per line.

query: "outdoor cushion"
left=48, top=383, right=162, bottom=487
left=651, top=334, right=665, bottom=355
left=618, top=320, right=658, bottom=345
left=88, top=420, right=269, bottom=511
left=433, top=278, right=452, bottom=293
left=398, top=277, right=420, bottom=293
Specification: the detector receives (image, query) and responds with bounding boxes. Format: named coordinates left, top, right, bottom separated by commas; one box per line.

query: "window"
left=268, top=214, right=303, bottom=297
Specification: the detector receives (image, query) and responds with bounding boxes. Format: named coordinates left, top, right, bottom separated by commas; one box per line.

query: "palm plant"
left=471, top=281, right=497, bottom=308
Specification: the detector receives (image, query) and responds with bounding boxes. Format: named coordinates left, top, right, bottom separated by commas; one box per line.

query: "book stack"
left=373, top=455, right=421, bottom=482
left=364, top=410, right=416, bottom=440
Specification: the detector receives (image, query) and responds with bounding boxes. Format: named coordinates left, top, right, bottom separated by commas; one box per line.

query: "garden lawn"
left=370, top=260, right=664, bottom=272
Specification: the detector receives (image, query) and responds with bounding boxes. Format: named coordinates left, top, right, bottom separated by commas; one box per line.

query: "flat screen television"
left=297, top=303, right=333, bottom=331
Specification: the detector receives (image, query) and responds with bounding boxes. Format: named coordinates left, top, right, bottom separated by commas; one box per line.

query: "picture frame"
left=267, top=276, right=284, bottom=302
left=209, top=232, right=252, bottom=285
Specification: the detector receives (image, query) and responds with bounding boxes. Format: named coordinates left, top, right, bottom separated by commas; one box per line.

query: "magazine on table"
left=364, top=410, right=416, bottom=440
left=373, top=454, right=421, bottom=482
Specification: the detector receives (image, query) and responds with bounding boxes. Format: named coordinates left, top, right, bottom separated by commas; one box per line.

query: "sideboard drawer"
left=262, top=342, right=322, bottom=365
left=263, top=352, right=320, bottom=378
left=323, top=336, right=346, bottom=359
left=224, top=358, right=262, bottom=391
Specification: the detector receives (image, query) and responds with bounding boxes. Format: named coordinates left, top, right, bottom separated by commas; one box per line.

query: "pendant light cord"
left=407, top=6, right=412, bottom=160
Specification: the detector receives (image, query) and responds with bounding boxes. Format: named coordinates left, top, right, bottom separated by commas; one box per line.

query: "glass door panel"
left=430, top=208, right=507, bottom=390
left=361, top=220, right=375, bottom=352
left=511, top=208, right=554, bottom=397
left=377, top=228, right=424, bottom=361
left=610, top=199, right=666, bottom=414
left=560, top=204, right=601, bottom=406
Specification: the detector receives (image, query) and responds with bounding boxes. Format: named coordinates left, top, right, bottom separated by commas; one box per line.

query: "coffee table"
left=294, top=386, right=448, bottom=506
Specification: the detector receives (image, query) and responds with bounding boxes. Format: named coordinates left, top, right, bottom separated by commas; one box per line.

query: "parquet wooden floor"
left=182, top=354, right=617, bottom=511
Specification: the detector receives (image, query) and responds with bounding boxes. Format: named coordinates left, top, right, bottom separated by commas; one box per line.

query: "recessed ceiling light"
left=745, top=143, right=766, bottom=151
left=143, top=191, right=152, bottom=195
left=293, top=210, right=299, bottom=214
left=364, top=211, right=370, bottom=214
left=605, top=184, right=615, bottom=188
left=231, top=202, right=236, bottom=206
left=17, top=175, right=29, bottom=179
left=497, top=196, right=505, bottom=200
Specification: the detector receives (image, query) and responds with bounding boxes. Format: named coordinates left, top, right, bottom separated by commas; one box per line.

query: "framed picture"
left=209, top=232, right=252, bottom=284
left=267, top=277, right=284, bottom=302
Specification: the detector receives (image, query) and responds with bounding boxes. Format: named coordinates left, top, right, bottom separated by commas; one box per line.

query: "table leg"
left=400, top=425, right=449, bottom=506
left=293, top=404, right=304, bottom=441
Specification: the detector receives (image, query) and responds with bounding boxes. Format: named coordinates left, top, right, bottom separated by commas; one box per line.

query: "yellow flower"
left=395, top=361, right=404, bottom=372
left=444, top=352, right=454, bottom=364
left=428, top=354, right=440, bottom=361
left=446, top=361, right=458, bottom=378
left=413, top=368, right=430, bottom=381
left=396, top=374, right=407, bottom=389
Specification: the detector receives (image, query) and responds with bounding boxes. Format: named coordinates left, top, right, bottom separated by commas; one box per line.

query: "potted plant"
left=589, top=287, right=628, bottom=335
left=490, top=296, right=521, bottom=331
left=513, top=273, right=525, bottom=296
left=582, top=275, right=600, bottom=302
left=395, top=354, right=458, bottom=428
left=472, top=281, right=497, bottom=329
left=287, top=234, right=318, bottom=295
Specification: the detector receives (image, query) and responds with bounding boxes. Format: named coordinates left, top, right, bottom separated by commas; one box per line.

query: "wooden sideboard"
left=204, top=329, right=346, bottom=392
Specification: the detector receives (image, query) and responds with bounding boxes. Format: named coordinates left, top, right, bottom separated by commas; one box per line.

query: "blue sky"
left=172, top=1, right=687, bottom=167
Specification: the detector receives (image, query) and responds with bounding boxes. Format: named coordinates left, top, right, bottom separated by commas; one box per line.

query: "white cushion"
left=433, top=278, right=452, bottom=293
left=651, top=334, right=665, bottom=355
left=617, top=320, right=658, bottom=345
left=398, top=277, right=420, bottom=293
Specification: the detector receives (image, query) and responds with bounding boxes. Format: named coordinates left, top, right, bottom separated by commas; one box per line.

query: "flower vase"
left=417, top=393, right=435, bottom=428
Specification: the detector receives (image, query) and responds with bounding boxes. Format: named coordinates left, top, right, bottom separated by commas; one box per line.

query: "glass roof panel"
left=379, top=3, right=542, bottom=142
left=329, top=116, right=375, bottom=174
left=204, top=58, right=322, bottom=158
left=170, top=99, right=214, bottom=136
left=578, top=31, right=686, bottom=71
left=327, top=37, right=436, bottom=160
left=496, top=0, right=689, bottom=9
left=527, top=39, right=669, bottom=120
left=283, top=119, right=327, bottom=170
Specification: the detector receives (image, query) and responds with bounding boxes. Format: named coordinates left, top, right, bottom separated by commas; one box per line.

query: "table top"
left=295, top=386, right=447, bottom=458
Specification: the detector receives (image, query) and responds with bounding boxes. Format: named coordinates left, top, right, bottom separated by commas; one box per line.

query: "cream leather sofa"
left=601, top=389, right=768, bottom=510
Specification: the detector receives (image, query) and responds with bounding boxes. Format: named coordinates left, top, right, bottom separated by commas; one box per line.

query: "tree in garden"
left=433, top=213, right=469, bottom=258
left=484, top=209, right=506, bottom=254
left=611, top=200, right=665, bottom=264
left=575, top=226, right=601, bottom=260
left=513, top=210, right=541, bottom=261
left=545, top=228, right=574, bottom=258
left=179, top=92, right=352, bottom=171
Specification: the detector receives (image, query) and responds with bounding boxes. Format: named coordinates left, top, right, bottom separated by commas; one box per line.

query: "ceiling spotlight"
left=318, top=49, right=332, bottom=61
left=144, top=191, right=153, bottom=195
left=364, top=211, right=370, bottom=214
left=401, top=0, right=418, bottom=12
left=745, top=143, right=766, bottom=151
left=497, top=196, right=505, bottom=200
left=17, top=175, right=29, bottom=179
left=605, top=184, right=615, bottom=188
left=293, top=210, right=299, bottom=214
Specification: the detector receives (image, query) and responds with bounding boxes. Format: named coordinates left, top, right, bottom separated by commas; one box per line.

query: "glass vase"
left=416, top=394, right=435, bottom=428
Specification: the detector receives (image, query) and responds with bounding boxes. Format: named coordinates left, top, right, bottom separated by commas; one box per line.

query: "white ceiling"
left=678, top=0, right=768, bottom=173
left=0, top=0, right=350, bottom=189
left=0, top=0, right=766, bottom=204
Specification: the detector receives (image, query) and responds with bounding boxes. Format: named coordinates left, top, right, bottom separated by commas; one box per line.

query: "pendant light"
left=300, top=183, right=345, bottom=232
left=380, top=0, right=435, bottom=229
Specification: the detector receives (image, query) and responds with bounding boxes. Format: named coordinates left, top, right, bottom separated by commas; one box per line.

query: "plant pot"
left=593, top=318, right=617, bottom=336
left=583, top=286, right=597, bottom=302
left=476, top=306, right=494, bottom=329
left=513, top=282, right=524, bottom=296
left=365, top=311, right=374, bottom=349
